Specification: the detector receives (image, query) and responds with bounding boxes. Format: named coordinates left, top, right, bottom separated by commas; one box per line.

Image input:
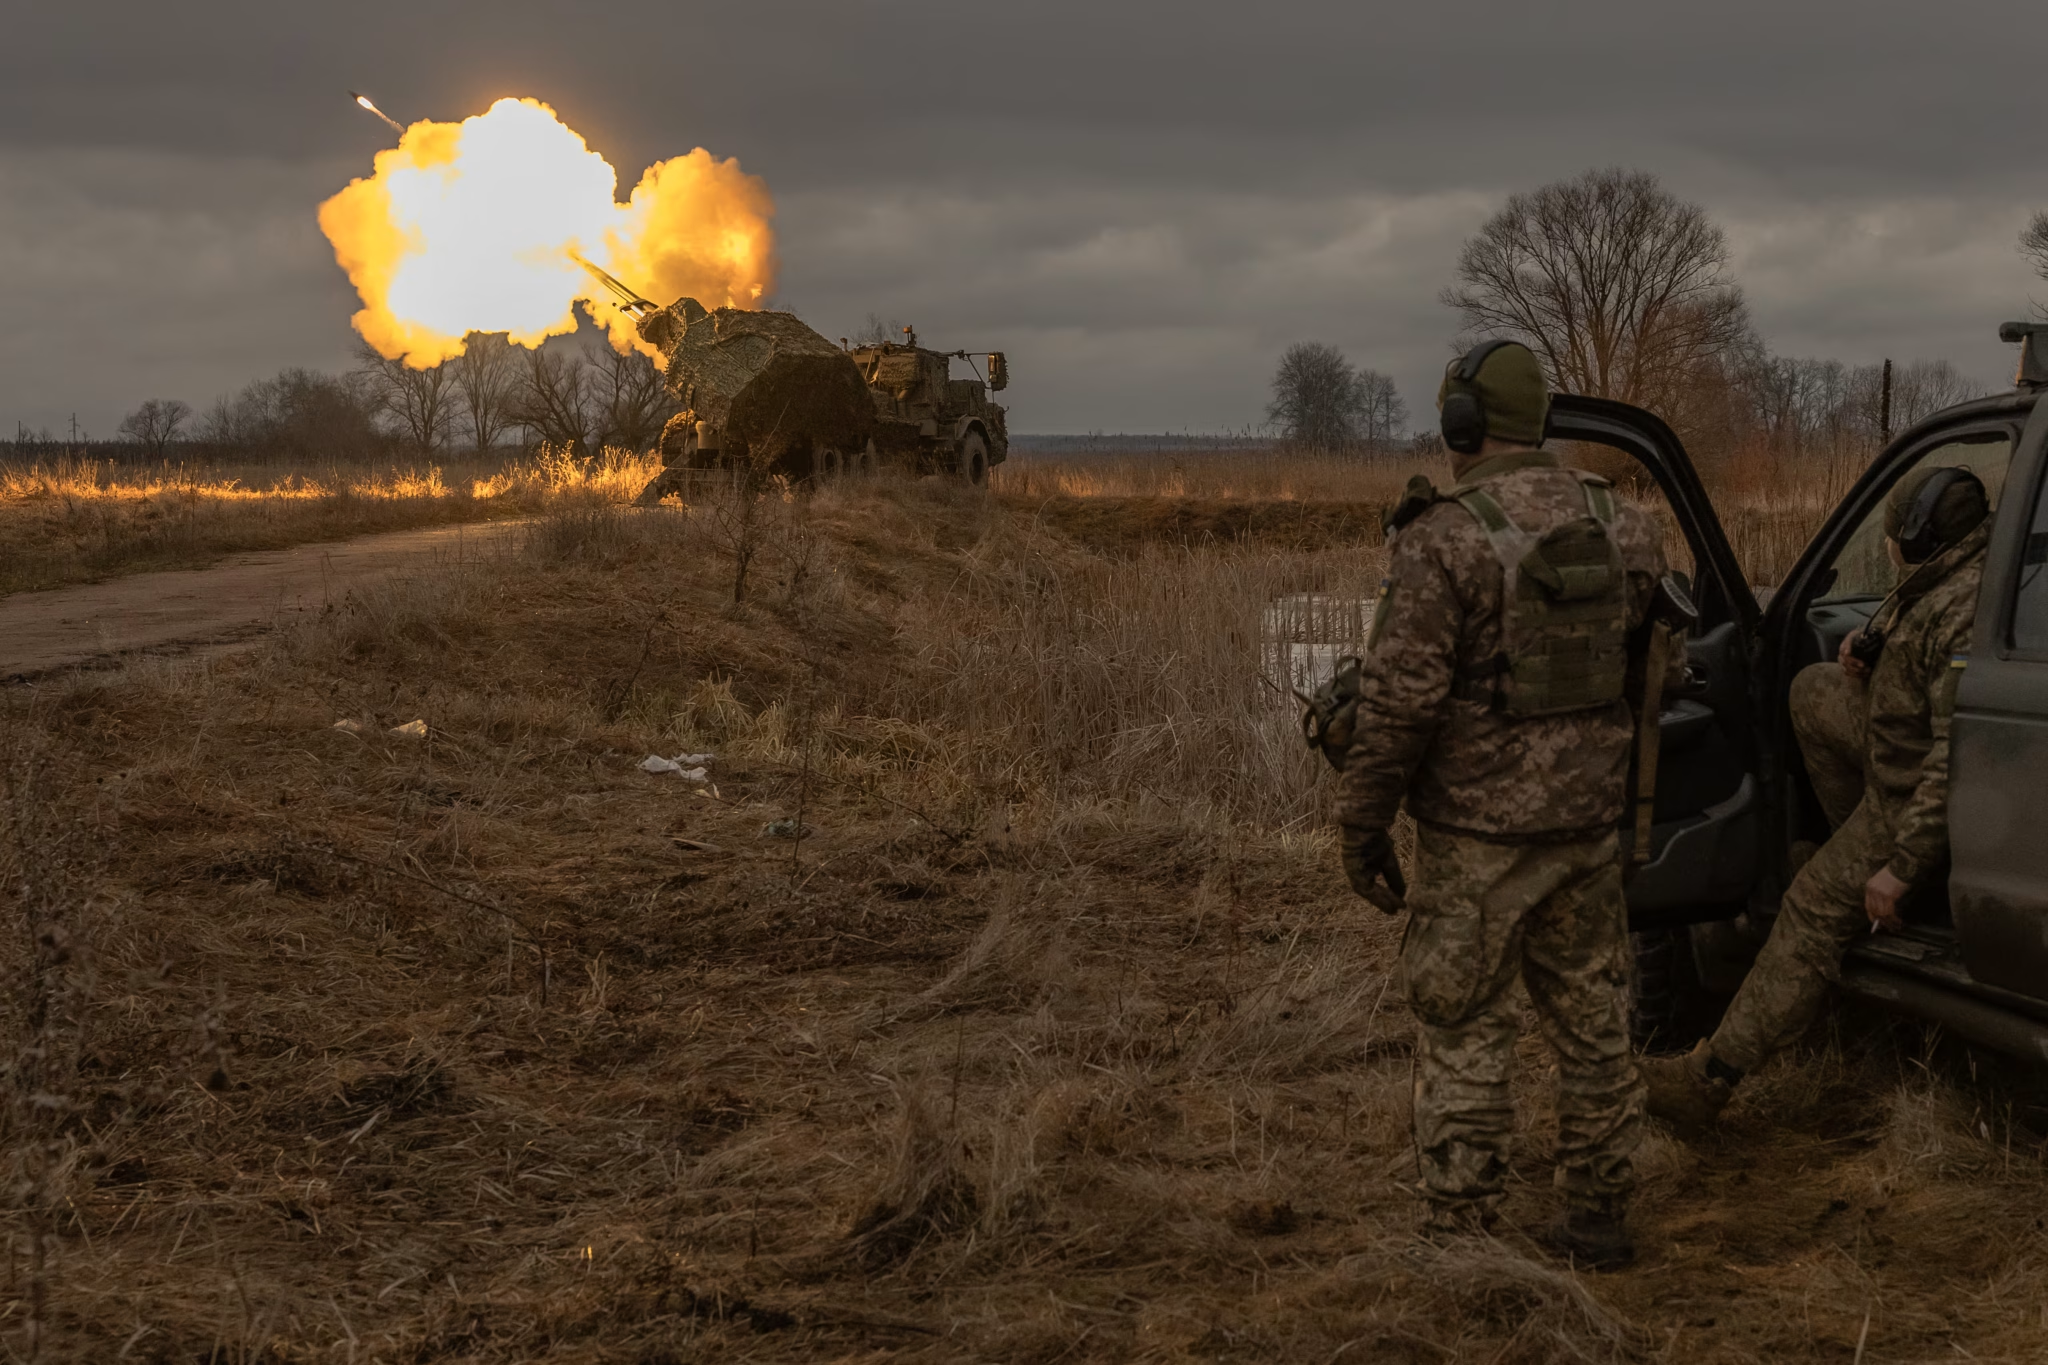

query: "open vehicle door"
left=1556, top=348, right=2048, bottom=1057
left=1759, top=392, right=2034, bottom=898
left=1545, top=396, right=1767, bottom=930
left=1552, top=390, right=2046, bottom=944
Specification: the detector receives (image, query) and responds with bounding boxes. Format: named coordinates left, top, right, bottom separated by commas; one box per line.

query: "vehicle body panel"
left=1949, top=395, right=2048, bottom=996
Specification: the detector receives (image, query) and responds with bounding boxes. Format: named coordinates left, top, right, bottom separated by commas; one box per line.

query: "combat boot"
left=1543, top=1201, right=1634, bottom=1271
left=1418, top=1200, right=1497, bottom=1245
left=1638, top=1040, right=1737, bottom=1134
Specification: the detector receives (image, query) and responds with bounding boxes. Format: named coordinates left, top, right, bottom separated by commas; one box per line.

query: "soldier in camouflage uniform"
left=1338, top=340, right=1674, bottom=1269
left=1643, top=467, right=1991, bottom=1129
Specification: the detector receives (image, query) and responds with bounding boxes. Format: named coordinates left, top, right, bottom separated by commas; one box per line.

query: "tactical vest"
left=1451, top=474, right=1630, bottom=717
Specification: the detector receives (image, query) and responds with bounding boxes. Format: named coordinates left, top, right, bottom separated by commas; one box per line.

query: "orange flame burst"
left=319, top=97, right=775, bottom=367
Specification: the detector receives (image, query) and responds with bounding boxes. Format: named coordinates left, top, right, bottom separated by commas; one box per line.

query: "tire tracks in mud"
left=1, top=520, right=526, bottom=681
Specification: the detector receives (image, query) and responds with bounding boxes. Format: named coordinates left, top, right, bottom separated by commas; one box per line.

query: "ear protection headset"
left=1440, top=339, right=1519, bottom=456
left=1896, top=466, right=1984, bottom=564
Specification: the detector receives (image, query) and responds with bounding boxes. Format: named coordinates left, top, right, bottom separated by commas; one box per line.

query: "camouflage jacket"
left=1862, top=521, right=1990, bottom=888
left=1338, top=450, right=1670, bottom=841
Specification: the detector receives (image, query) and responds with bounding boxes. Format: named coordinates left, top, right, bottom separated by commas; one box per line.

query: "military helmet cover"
left=1884, top=465, right=1988, bottom=555
left=1437, top=340, right=1550, bottom=446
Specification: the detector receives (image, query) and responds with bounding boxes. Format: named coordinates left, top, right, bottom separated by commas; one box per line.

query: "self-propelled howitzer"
left=624, top=289, right=1010, bottom=502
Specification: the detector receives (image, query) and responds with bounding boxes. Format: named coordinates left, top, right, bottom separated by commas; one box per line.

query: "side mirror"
left=988, top=352, right=1008, bottom=393
left=1999, top=321, right=2048, bottom=389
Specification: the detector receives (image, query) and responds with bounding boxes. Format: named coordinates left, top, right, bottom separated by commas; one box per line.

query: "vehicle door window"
left=2012, top=466, right=2048, bottom=655
left=1815, top=435, right=2013, bottom=606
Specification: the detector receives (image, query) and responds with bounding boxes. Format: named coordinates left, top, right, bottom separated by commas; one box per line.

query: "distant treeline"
left=17, top=313, right=676, bottom=469
left=1010, top=433, right=1283, bottom=456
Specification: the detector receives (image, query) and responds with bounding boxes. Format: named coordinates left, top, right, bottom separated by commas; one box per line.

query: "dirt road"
left=0, top=520, right=521, bottom=679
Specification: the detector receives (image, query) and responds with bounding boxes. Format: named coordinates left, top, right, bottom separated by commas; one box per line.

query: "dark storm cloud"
left=4, top=1, right=2044, bottom=435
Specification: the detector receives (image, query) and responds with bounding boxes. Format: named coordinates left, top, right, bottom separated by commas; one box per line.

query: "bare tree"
left=2022, top=210, right=2048, bottom=282
left=1729, top=351, right=1982, bottom=462
left=586, top=338, right=676, bottom=454
left=1737, top=354, right=1857, bottom=455
left=512, top=346, right=593, bottom=457
left=116, top=398, right=191, bottom=458
left=354, top=342, right=457, bottom=454
left=198, top=368, right=383, bottom=461
left=449, top=332, right=519, bottom=454
left=1444, top=168, right=1754, bottom=419
left=1267, top=342, right=1366, bottom=449
left=1356, top=370, right=1408, bottom=446
left=1888, top=359, right=1982, bottom=428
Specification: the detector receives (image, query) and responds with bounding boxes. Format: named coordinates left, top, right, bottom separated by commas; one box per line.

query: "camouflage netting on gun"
left=638, top=298, right=875, bottom=462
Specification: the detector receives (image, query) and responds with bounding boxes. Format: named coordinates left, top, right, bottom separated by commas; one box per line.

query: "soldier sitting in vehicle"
left=1641, top=467, right=1991, bottom=1129
left=1334, top=340, right=1675, bottom=1269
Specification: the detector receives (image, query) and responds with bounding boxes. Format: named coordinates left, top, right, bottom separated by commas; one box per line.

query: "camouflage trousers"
left=1711, top=662, right=1887, bottom=1073
left=1791, top=661, right=1869, bottom=828
left=1402, top=824, right=1642, bottom=1217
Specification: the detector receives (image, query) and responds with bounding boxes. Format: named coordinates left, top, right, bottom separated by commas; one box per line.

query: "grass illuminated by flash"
left=0, top=445, right=661, bottom=595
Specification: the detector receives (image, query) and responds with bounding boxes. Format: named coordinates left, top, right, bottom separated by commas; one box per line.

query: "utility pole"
left=1879, top=359, right=1894, bottom=445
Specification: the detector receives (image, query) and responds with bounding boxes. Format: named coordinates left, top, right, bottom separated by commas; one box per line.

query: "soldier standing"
left=1641, top=467, right=1990, bottom=1127
left=1336, top=340, right=1675, bottom=1268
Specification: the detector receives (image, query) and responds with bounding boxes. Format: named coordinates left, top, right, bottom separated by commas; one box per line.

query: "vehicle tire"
left=957, top=431, right=989, bottom=487
left=851, top=442, right=877, bottom=479
left=815, top=445, right=845, bottom=482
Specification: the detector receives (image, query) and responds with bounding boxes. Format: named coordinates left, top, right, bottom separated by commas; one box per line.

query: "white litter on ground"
left=640, top=753, right=716, bottom=782
left=332, top=719, right=365, bottom=734
left=389, top=719, right=429, bottom=739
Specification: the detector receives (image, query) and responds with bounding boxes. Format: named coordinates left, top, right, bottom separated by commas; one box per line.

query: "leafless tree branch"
left=1443, top=167, right=1754, bottom=419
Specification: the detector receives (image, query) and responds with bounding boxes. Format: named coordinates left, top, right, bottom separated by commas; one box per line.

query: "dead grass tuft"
left=848, top=1082, right=981, bottom=1269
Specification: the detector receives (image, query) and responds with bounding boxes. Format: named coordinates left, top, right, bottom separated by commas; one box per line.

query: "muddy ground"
left=0, top=520, right=524, bottom=678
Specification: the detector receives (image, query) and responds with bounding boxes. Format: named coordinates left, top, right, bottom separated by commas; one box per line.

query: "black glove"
left=1339, top=826, right=1407, bottom=913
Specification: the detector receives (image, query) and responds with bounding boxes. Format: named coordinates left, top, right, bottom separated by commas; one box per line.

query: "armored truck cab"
left=847, top=328, right=1010, bottom=485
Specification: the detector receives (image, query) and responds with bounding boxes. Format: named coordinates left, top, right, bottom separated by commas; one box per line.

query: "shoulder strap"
left=1452, top=486, right=1533, bottom=576
left=1453, top=486, right=1515, bottom=535
left=1573, top=472, right=1618, bottom=524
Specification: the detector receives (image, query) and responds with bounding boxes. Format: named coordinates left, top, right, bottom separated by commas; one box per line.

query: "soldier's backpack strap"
left=1447, top=486, right=1528, bottom=704
left=1450, top=486, right=1523, bottom=561
left=1573, top=471, right=1619, bottom=525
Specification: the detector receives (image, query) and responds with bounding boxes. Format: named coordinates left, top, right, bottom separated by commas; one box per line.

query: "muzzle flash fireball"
left=320, top=96, right=776, bottom=368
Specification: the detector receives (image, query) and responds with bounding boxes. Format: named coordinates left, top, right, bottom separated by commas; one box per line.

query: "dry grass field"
left=0, top=448, right=661, bottom=596
left=5, top=451, right=2048, bottom=1362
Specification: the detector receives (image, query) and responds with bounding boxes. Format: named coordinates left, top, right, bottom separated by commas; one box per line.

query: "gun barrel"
left=571, top=254, right=657, bottom=315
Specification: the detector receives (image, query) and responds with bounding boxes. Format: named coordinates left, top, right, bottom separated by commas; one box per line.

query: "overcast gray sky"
left=4, top=0, right=2044, bottom=439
